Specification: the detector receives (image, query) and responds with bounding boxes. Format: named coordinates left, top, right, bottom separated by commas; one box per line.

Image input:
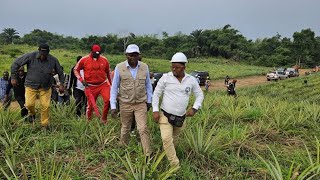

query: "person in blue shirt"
left=110, top=44, right=152, bottom=156
left=0, top=71, right=10, bottom=109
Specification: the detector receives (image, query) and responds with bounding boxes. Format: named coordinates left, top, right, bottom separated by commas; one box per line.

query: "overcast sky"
left=1, top=0, right=319, bottom=40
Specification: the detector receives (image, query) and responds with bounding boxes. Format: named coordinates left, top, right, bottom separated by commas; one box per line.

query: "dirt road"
left=209, top=69, right=310, bottom=91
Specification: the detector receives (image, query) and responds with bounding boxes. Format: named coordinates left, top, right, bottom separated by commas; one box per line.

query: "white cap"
left=125, top=44, right=140, bottom=54
left=170, top=52, right=188, bottom=63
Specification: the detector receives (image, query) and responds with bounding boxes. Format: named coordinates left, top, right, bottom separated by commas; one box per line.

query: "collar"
left=168, top=71, right=189, bottom=80
left=36, top=51, right=49, bottom=60
left=125, top=61, right=140, bottom=68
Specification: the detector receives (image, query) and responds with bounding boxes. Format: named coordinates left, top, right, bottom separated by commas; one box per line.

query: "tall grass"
left=112, top=151, right=179, bottom=180
left=184, top=120, right=218, bottom=157
left=258, top=145, right=320, bottom=180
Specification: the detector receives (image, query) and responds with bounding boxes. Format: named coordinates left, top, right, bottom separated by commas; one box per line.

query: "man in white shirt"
left=152, top=52, right=204, bottom=167
left=69, top=56, right=87, bottom=117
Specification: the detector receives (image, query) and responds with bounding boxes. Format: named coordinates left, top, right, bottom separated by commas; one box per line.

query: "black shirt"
left=11, top=51, right=64, bottom=90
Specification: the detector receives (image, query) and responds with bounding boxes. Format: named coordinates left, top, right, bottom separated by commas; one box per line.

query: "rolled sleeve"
left=192, top=81, right=204, bottom=110
left=110, top=67, right=120, bottom=109
left=145, top=66, right=153, bottom=103
left=152, top=75, right=165, bottom=112
left=11, top=53, right=31, bottom=80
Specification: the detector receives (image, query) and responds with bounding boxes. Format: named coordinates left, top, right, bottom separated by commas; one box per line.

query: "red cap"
left=91, top=45, right=101, bottom=52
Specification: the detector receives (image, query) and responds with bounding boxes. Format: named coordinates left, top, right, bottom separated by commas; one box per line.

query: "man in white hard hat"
left=152, top=52, right=204, bottom=167
left=110, top=44, right=153, bottom=156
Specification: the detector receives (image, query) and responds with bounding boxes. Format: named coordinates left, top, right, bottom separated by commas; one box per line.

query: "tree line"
left=1, top=25, right=319, bottom=68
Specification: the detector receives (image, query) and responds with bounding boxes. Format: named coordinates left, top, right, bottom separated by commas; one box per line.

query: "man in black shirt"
left=227, top=79, right=237, bottom=97
left=11, top=44, right=65, bottom=127
left=5, top=66, right=28, bottom=118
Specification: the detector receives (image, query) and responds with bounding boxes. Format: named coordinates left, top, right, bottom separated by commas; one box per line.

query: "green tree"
left=190, top=29, right=203, bottom=56
left=292, top=28, right=317, bottom=67
left=0, top=28, right=20, bottom=44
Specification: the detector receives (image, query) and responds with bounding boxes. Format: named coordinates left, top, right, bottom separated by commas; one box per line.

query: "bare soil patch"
left=209, top=69, right=311, bottom=91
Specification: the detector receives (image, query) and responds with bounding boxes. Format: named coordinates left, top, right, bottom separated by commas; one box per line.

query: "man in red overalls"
left=74, top=44, right=112, bottom=124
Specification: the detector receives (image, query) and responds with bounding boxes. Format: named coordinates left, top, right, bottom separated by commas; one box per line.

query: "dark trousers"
left=58, top=95, right=70, bottom=105
left=73, top=88, right=87, bottom=117
left=51, top=87, right=58, bottom=103
left=228, top=90, right=237, bottom=97
left=16, top=96, right=28, bottom=117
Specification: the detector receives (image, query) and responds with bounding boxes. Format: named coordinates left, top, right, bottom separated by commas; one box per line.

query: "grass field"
left=1, top=74, right=320, bottom=179
left=1, top=44, right=320, bottom=179
left=0, top=44, right=270, bottom=80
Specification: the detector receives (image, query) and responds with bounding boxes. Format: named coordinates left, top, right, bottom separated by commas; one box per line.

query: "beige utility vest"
left=118, top=62, right=148, bottom=103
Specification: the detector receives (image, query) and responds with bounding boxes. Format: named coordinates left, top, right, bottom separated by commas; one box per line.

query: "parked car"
left=153, top=72, right=164, bottom=89
left=266, top=71, right=288, bottom=81
left=285, top=68, right=299, bottom=77
left=277, top=68, right=287, bottom=73
left=190, top=71, right=210, bottom=86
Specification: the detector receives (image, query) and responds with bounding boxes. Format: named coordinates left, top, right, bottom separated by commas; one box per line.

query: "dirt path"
left=209, top=69, right=310, bottom=91
left=6, top=69, right=311, bottom=110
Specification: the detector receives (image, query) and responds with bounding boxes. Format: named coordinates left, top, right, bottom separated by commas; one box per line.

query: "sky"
left=1, top=0, right=319, bottom=40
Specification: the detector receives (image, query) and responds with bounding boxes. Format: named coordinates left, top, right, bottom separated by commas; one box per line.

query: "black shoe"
left=27, top=115, right=35, bottom=123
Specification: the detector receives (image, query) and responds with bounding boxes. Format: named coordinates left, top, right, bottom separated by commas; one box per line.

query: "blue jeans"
left=58, top=95, right=70, bottom=105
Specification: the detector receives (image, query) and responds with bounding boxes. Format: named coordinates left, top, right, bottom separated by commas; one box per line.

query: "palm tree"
left=190, top=29, right=203, bottom=56
left=1, top=28, right=20, bottom=44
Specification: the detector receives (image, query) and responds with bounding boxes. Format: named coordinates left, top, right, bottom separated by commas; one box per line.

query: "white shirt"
left=152, top=72, right=204, bottom=116
left=76, top=70, right=85, bottom=91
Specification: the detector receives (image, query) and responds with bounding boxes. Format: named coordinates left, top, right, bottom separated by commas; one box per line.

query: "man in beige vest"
left=110, top=44, right=153, bottom=156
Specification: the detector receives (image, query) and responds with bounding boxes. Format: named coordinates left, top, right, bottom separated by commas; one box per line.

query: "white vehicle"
left=285, top=68, right=299, bottom=77
left=266, top=71, right=288, bottom=81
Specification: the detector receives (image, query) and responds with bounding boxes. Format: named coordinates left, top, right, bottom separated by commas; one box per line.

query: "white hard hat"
left=170, top=52, right=188, bottom=63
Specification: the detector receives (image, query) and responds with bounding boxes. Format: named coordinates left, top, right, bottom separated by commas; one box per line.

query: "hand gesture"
left=111, top=109, right=118, bottom=118
left=185, top=108, right=197, bottom=117
left=153, top=112, right=160, bottom=122
left=82, top=80, right=89, bottom=87
left=58, top=85, right=65, bottom=93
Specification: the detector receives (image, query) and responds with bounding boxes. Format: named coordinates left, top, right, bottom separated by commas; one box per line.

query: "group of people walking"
left=3, top=43, right=204, bottom=168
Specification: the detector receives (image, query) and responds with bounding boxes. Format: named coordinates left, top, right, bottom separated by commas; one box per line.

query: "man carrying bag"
left=152, top=52, right=204, bottom=168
